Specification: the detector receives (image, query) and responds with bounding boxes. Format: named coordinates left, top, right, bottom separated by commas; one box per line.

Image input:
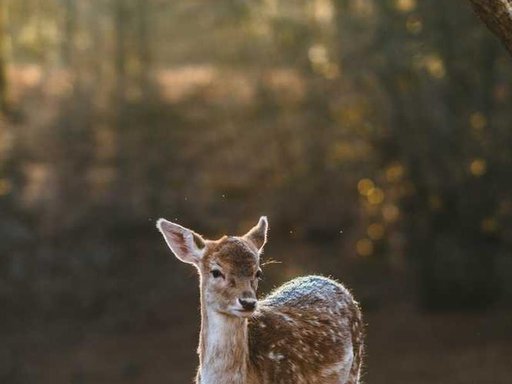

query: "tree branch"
left=468, top=0, right=512, bottom=56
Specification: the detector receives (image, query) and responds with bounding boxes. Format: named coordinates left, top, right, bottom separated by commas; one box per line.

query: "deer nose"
left=238, top=298, right=257, bottom=311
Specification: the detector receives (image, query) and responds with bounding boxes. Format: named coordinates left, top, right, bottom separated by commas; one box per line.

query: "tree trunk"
left=0, top=0, right=8, bottom=115
left=62, top=0, right=76, bottom=67
left=114, top=0, right=127, bottom=105
left=468, top=0, right=512, bottom=56
left=137, top=0, right=151, bottom=95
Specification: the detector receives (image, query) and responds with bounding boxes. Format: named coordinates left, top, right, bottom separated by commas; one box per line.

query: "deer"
left=156, top=216, right=364, bottom=384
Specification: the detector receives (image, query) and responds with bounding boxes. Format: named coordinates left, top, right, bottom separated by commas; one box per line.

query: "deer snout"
left=238, top=298, right=257, bottom=311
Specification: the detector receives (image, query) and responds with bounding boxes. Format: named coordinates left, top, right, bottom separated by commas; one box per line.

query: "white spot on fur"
left=268, top=351, right=285, bottom=361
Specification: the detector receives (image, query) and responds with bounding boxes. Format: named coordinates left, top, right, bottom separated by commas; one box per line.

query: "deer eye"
left=255, top=269, right=263, bottom=280
left=211, top=269, right=224, bottom=279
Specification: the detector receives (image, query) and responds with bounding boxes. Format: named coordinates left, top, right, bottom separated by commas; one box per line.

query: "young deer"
left=157, top=216, right=364, bottom=384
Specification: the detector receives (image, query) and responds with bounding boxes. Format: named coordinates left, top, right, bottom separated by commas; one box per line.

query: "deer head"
left=157, top=217, right=268, bottom=318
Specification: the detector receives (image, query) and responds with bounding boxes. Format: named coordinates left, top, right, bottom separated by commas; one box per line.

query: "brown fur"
left=247, top=275, right=363, bottom=384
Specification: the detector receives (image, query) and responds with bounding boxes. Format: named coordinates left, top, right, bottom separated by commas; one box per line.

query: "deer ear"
left=243, top=216, right=268, bottom=251
left=156, top=219, right=205, bottom=265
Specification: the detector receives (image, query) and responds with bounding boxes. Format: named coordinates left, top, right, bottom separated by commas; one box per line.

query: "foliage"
left=1, top=0, right=512, bottom=319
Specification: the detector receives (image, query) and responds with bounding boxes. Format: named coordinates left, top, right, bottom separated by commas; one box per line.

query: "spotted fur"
left=248, top=276, right=363, bottom=384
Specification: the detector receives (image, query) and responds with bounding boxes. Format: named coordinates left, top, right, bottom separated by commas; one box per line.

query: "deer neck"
left=198, top=295, right=250, bottom=384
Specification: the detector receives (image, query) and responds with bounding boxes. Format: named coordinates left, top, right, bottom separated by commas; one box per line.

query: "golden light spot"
left=0, top=178, right=12, bottom=196
left=385, top=163, right=405, bottom=182
left=424, top=54, right=446, bottom=79
left=313, top=0, right=334, bottom=24
left=406, top=16, right=423, bottom=34
left=308, top=44, right=328, bottom=66
left=395, top=0, right=416, bottom=12
left=368, top=223, right=385, bottom=240
left=481, top=218, right=497, bottom=233
left=469, top=158, right=487, bottom=177
left=367, top=187, right=385, bottom=205
left=357, top=178, right=374, bottom=196
left=356, top=238, right=373, bottom=257
left=308, top=44, right=339, bottom=78
left=429, top=195, right=442, bottom=211
left=383, top=204, right=400, bottom=222
left=469, top=112, right=487, bottom=131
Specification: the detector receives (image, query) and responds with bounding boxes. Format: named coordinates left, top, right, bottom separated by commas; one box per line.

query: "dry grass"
left=3, top=303, right=512, bottom=383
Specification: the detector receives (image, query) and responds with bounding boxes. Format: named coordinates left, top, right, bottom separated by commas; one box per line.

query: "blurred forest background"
left=1, top=0, right=512, bottom=383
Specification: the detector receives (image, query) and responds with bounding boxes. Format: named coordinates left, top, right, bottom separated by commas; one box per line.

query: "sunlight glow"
left=385, top=163, right=405, bottom=182
left=395, top=0, right=417, bottom=13
left=357, top=178, right=374, bottom=196
left=313, top=0, right=334, bottom=24
left=383, top=204, right=400, bottom=222
left=356, top=238, right=373, bottom=257
left=368, top=223, right=385, bottom=240
left=308, top=44, right=328, bottom=66
left=367, top=187, right=384, bottom=205
left=424, top=54, right=446, bottom=79
left=469, top=159, right=487, bottom=177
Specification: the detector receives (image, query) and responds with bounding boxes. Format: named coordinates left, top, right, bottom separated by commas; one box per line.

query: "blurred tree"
left=0, top=0, right=8, bottom=115
left=1, top=0, right=512, bottom=318
left=61, top=0, right=76, bottom=67
left=114, top=0, right=127, bottom=105
left=136, top=0, right=151, bottom=96
left=329, top=0, right=512, bottom=309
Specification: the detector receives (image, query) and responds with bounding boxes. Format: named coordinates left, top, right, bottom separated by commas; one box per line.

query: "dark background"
left=1, top=1, right=512, bottom=383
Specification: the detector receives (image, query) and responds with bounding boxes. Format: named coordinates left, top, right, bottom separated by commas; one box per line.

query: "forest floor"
left=2, top=303, right=512, bottom=384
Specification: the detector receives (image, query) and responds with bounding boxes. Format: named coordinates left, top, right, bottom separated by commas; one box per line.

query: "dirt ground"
left=3, top=302, right=512, bottom=384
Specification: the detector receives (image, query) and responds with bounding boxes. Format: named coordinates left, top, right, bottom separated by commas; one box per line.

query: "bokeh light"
left=356, top=238, right=374, bottom=257
left=382, top=204, right=400, bottom=222
left=358, top=178, right=375, bottom=196
left=469, top=158, right=487, bottom=177
left=395, top=0, right=417, bottom=13
left=368, top=223, right=385, bottom=240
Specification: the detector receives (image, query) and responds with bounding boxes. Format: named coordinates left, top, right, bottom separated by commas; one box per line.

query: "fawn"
left=156, top=216, right=364, bottom=384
